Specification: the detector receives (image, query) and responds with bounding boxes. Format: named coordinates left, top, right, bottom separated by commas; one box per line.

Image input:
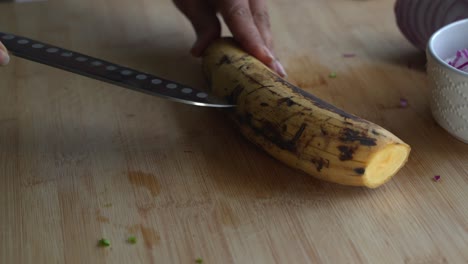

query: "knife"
left=0, top=32, right=235, bottom=108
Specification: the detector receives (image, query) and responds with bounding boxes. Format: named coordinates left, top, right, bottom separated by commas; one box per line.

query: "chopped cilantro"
left=99, top=238, right=111, bottom=247
left=128, top=236, right=137, bottom=244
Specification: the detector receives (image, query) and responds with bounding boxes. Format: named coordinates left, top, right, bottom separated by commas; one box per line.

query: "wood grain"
left=0, top=0, right=467, bottom=263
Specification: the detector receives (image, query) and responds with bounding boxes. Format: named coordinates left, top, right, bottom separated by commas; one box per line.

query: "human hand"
left=173, top=0, right=287, bottom=77
left=0, top=41, right=10, bottom=66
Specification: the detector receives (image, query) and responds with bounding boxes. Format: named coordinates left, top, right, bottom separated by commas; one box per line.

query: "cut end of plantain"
left=363, top=144, right=411, bottom=188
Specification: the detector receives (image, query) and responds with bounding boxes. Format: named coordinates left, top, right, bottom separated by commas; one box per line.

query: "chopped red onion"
left=445, top=49, right=468, bottom=73
left=399, top=98, right=408, bottom=108
left=342, top=53, right=356, bottom=58
left=433, top=175, right=441, bottom=182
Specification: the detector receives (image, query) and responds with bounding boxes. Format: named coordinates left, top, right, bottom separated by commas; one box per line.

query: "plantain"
left=202, top=38, right=411, bottom=188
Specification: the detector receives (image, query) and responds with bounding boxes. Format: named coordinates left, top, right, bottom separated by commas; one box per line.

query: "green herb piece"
left=99, top=238, right=111, bottom=247
left=128, top=236, right=137, bottom=244
left=329, top=72, right=337, bottom=78
left=195, top=258, right=203, bottom=263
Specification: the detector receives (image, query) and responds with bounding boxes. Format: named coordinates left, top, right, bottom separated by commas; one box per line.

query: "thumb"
left=173, top=0, right=221, bottom=57
left=0, top=41, right=10, bottom=66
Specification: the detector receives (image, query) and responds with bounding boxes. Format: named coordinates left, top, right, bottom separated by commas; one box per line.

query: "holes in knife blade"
left=166, top=83, right=177, bottom=89
left=120, top=70, right=133, bottom=76
left=91, top=61, right=103, bottom=66
left=196, top=92, right=208, bottom=98
left=32, top=43, right=45, bottom=49
left=106, top=65, right=118, bottom=71
left=2, top=35, right=15, bottom=40
left=181, top=88, right=192, bottom=94
left=136, top=74, right=147, bottom=80
left=17, top=39, right=29, bottom=44
left=76, top=57, right=88, bottom=62
left=151, top=79, right=162, bottom=85
left=46, top=48, right=59, bottom=53
left=61, top=52, right=73, bottom=57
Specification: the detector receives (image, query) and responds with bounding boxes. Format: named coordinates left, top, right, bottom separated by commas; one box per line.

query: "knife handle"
left=0, top=32, right=233, bottom=108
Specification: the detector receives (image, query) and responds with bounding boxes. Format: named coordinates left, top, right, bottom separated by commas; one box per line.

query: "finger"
left=0, top=41, right=7, bottom=53
left=0, top=41, right=10, bottom=66
left=173, top=0, right=221, bottom=57
left=249, top=0, right=273, bottom=51
left=218, top=0, right=275, bottom=67
left=249, top=0, right=286, bottom=77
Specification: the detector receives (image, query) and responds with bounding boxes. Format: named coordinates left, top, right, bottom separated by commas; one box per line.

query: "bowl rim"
left=428, top=18, right=468, bottom=77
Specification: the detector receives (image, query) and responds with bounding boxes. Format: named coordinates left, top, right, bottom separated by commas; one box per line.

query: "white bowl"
left=427, top=19, right=468, bottom=143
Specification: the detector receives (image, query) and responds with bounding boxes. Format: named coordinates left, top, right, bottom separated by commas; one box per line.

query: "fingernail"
left=0, top=50, right=10, bottom=66
left=275, top=60, right=287, bottom=77
left=262, top=45, right=275, bottom=63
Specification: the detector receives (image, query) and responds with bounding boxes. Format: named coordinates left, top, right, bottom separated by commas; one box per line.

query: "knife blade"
left=0, top=32, right=235, bottom=108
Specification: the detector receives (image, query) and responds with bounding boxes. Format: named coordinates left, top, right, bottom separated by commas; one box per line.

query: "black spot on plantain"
left=244, top=118, right=307, bottom=152
left=216, top=55, right=232, bottom=66
left=337, top=145, right=357, bottom=161
left=245, top=112, right=253, bottom=124
left=277, top=97, right=295, bottom=107
left=339, top=128, right=377, bottom=146
left=260, top=102, right=269, bottom=107
left=320, top=126, right=328, bottom=136
left=272, top=76, right=366, bottom=122
left=259, top=122, right=295, bottom=151
left=311, top=157, right=330, bottom=172
left=354, top=168, right=365, bottom=175
left=228, top=85, right=245, bottom=104
left=291, top=123, right=307, bottom=144
left=371, top=129, right=380, bottom=136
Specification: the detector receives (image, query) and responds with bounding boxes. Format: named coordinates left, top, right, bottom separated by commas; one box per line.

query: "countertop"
left=0, top=0, right=467, bottom=263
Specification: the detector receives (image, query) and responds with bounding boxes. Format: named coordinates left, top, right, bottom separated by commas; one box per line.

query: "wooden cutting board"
left=0, top=0, right=467, bottom=263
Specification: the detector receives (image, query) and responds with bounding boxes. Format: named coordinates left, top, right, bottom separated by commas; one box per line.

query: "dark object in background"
left=394, top=0, right=468, bottom=50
